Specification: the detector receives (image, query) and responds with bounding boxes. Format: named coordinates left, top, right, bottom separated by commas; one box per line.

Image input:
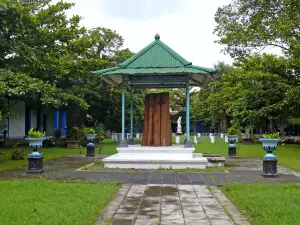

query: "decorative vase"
left=259, top=138, right=280, bottom=178
left=25, top=137, right=46, bottom=174
left=86, top=134, right=97, bottom=157
left=227, top=135, right=238, bottom=144
left=25, top=137, right=46, bottom=156
left=258, top=138, right=280, bottom=159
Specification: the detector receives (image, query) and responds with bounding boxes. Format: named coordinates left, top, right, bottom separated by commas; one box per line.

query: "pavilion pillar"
left=120, top=76, right=128, bottom=147
left=184, top=79, right=192, bottom=148
left=128, top=88, right=135, bottom=145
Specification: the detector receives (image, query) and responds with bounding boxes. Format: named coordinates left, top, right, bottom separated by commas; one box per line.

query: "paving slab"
left=94, top=184, right=249, bottom=225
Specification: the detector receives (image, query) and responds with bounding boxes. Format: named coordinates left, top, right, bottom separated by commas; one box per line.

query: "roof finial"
left=155, top=33, right=160, bottom=40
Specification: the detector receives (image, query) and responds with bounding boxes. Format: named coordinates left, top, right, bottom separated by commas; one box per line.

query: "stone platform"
left=103, top=145, right=224, bottom=169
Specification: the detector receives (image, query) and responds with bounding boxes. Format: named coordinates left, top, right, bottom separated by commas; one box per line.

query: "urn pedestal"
left=228, top=135, right=237, bottom=157
left=259, top=138, right=280, bottom=178
left=25, top=138, right=46, bottom=174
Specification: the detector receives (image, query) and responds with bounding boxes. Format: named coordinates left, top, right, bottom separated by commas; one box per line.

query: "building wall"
left=0, top=102, right=57, bottom=139
left=3, top=101, right=26, bottom=139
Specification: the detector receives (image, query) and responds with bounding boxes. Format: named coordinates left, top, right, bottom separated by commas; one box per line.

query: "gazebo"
left=92, top=34, right=216, bottom=169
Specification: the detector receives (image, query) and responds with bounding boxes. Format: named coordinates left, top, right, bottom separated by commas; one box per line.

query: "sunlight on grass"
left=0, top=180, right=120, bottom=225
left=220, top=183, right=300, bottom=225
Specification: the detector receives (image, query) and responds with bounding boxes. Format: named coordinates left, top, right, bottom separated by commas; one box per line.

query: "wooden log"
left=142, top=95, right=149, bottom=146
left=146, top=94, right=154, bottom=146
left=160, top=92, right=171, bottom=146
left=153, top=94, right=161, bottom=146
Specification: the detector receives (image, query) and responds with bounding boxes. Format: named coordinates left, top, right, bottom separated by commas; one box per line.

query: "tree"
left=0, top=0, right=89, bottom=117
left=214, top=0, right=300, bottom=61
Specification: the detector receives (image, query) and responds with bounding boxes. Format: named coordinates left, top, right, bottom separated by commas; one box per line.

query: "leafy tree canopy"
left=214, top=0, right=300, bottom=61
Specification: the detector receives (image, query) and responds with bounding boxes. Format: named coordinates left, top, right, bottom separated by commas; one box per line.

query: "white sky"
left=57, top=0, right=234, bottom=67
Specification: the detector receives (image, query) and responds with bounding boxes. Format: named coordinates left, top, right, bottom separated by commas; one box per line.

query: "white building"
left=0, top=101, right=67, bottom=139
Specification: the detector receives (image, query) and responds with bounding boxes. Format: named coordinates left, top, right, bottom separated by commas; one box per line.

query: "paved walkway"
left=95, top=184, right=249, bottom=225
left=1, top=156, right=299, bottom=185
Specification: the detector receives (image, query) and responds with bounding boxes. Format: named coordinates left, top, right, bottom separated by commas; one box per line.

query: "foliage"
left=11, top=144, right=25, bottom=160
left=27, top=128, right=45, bottom=138
left=66, top=126, right=83, bottom=140
left=213, top=0, right=300, bottom=129
left=193, top=54, right=297, bottom=133
left=0, top=0, right=138, bottom=130
left=227, top=127, right=240, bottom=135
left=82, top=127, right=96, bottom=134
left=262, top=132, right=280, bottom=139
left=214, top=0, right=300, bottom=62
left=94, top=123, right=105, bottom=135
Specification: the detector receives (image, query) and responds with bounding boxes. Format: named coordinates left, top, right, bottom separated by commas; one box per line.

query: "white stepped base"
left=103, top=154, right=207, bottom=169
left=103, top=145, right=208, bottom=169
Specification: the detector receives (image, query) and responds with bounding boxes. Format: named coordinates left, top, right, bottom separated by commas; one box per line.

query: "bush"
left=66, top=126, right=84, bottom=140
left=27, top=128, right=45, bottom=138
left=227, top=127, right=240, bottom=135
left=11, top=144, right=25, bottom=160
left=263, top=132, right=280, bottom=138
left=81, top=127, right=96, bottom=134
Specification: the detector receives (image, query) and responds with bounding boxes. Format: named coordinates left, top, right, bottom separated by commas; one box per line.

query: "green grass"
left=0, top=179, right=120, bottom=225
left=99, top=137, right=300, bottom=172
left=220, top=183, right=300, bottom=225
left=0, top=147, right=86, bottom=171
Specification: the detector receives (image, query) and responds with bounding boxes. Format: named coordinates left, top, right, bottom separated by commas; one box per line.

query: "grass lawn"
left=0, top=180, right=120, bottom=225
left=99, top=137, right=300, bottom=171
left=220, top=183, right=300, bottom=225
left=0, top=147, right=86, bottom=171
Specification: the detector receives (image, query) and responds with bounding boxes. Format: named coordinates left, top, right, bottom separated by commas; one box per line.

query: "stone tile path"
left=95, top=184, right=249, bottom=225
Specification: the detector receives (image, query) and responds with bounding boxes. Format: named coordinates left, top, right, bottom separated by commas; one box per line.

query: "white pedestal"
left=225, top=135, right=228, bottom=143
left=194, top=135, right=198, bottom=144
left=136, top=133, right=140, bottom=139
left=103, top=145, right=208, bottom=169
left=176, top=136, right=180, bottom=144
left=221, top=133, right=224, bottom=138
left=210, top=136, right=215, bottom=144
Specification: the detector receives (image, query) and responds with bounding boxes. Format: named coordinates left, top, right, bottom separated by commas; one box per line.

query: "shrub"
left=27, top=128, right=45, bottom=138
left=81, top=127, right=96, bottom=134
left=66, top=126, right=84, bottom=140
left=227, top=127, right=240, bottom=135
left=263, top=132, right=280, bottom=138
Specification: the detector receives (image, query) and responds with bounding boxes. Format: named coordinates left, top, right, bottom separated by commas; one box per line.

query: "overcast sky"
left=59, top=0, right=235, bottom=67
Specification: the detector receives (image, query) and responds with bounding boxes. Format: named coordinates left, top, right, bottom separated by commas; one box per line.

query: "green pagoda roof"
left=91, top=34, right=216, bottom=88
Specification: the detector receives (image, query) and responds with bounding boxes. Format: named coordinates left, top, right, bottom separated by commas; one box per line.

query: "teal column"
left=120, top=76, right=128, bottom=147
left=122, top=79, right=125, bottom=140
left=128, top=88, right=135, bottom=145
left=130, top=89, right=134, bottom=138
left=184, top=79, right=192, bottom=148
left=186, top=79, right=190, bottom=140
